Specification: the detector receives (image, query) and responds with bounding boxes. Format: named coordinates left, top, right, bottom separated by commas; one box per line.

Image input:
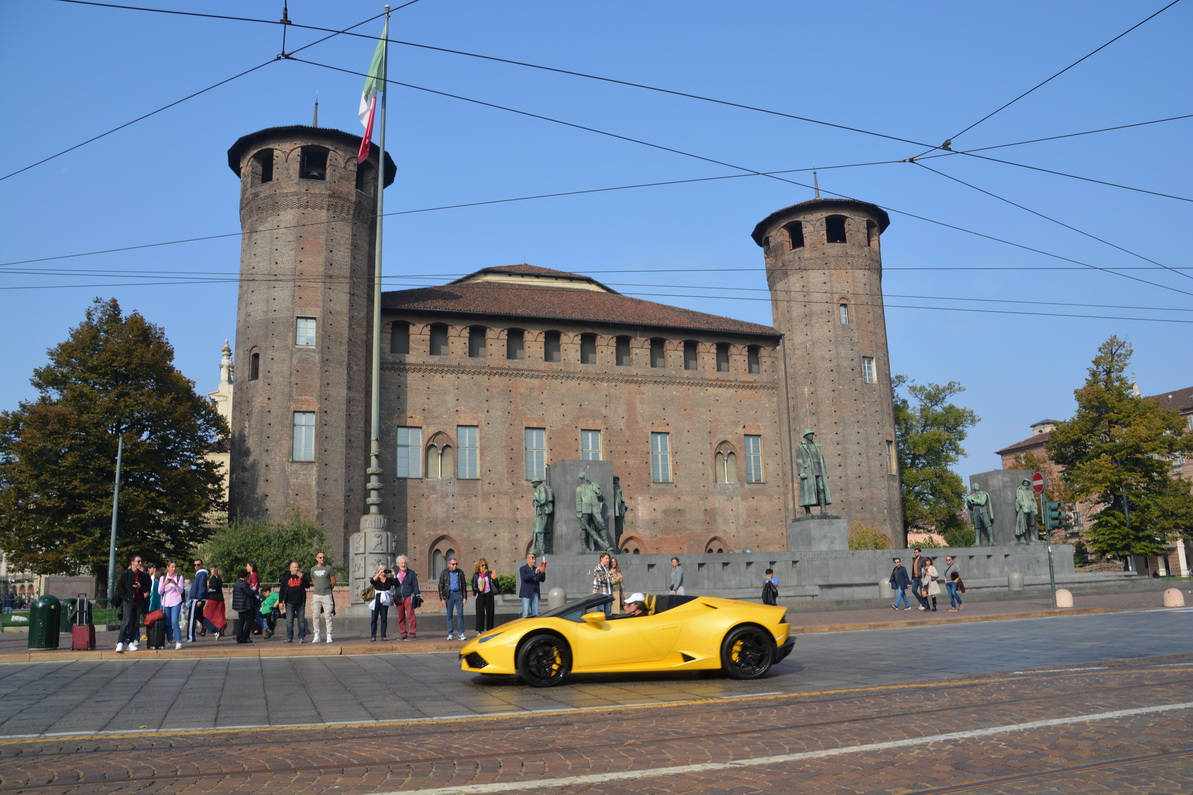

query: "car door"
left=572, top=611, right=683, bottom=670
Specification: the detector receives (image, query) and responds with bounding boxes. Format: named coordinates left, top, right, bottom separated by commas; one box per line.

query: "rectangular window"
left=839, top=303, right=849, bottom=324
left=651, top=432, right=672, bottom=483
left=616, top=336, right=631, bottom=366
left=292, top=412, right=315, bottom=461
left=457, top=425, right=479, bottom=479
left=744, top=435, right=763, bottom=483
left=862, top=356, right=876, bottom=383
left=887, top=440, right=898, bottom=474
left=524, top=428, right=546, bottom=480
left=581, top=430, right=601, bottom=461
left=296, top=317, right=316, bottom=347
left=396, top=426, right=422, bottom=478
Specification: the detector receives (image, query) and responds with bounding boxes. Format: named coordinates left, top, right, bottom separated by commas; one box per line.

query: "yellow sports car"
left=459, top=593, right=794, bottom=687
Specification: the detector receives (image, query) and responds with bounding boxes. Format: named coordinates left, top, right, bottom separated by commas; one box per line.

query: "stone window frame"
left=714, top=441, right=738, bottom=484
left=862, top=356, right=877, bottom=383
left=425, top=431, right=454, bottom=480
left=295, top=317, right=316, bottom=347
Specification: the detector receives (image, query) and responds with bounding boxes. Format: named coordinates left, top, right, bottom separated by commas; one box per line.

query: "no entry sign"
left=1031, top=472, right=1045, bottom=493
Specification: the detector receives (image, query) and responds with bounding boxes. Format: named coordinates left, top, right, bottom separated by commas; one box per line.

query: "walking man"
left=942, top=555, right=964, bottom=611
left=438, top=557, right=468, bottom=640
left=186, top=558, right=220, bottom=642
left=889, top=557, right=911, bottom=610
left=115, top=553, right=148, bottom=653
left=909, top=548, right=929, bottom=610
left=309, top=552, right=336, bottom=644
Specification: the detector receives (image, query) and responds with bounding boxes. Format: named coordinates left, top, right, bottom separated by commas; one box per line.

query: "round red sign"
left=1031, top=472, right=1045, bottom=493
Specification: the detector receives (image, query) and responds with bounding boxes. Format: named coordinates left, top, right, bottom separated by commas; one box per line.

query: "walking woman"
left=608, top=556, right=626, bottom=612
left=472, top=559, right=498, bottom=634
left=921, top=557, right=941, bottom=613
left=202, top=565, right=228, bottom=638
left=157, top=561, right=186, bottom=650
left=369, top=565, right=394, bottom=641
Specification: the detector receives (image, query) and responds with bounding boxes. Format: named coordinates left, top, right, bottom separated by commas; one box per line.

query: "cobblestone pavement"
left=0, top=605, right=1189, bottom=793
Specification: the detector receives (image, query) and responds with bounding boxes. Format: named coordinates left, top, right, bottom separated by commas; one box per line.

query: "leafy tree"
left=893, top=377, right=979, bottom=541
left=1046, top=336, right=1193, bottom=563
left=941, top=525, right=975, bottom=548
left=197, top=510, right=331, bottom=583
left=0, top=299, right=227, bottom=587
left=847, top=521, right=891, bottom=550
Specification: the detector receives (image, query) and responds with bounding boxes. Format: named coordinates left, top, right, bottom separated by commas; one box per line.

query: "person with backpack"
left=761, top=568, right=779, bottom=605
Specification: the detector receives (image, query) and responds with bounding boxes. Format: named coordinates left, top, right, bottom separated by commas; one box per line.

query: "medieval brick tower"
left=226, top=126, right=395, bottom=559
left=752, top=198, right=903, bottom=536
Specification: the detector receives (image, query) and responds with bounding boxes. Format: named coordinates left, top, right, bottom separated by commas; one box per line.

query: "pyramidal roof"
left=382, top=265, right=777, bottom=338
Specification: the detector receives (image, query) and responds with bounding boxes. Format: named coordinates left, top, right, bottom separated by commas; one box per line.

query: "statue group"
left=965, top=479, right=1041, bottom=546
left=530, top=471, right=628, bottom=555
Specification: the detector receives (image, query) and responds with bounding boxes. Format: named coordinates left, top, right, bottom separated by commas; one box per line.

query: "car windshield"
left=539, top=595, right=613, bottom=622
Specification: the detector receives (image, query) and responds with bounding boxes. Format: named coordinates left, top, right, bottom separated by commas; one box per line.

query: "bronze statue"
left=1014, top=479, right=1038, bottom=545
left=965, top=482, right=994, bottom=546
left=612, top=476, right=628, bottom=550
left=531, top=478, right=554, bottom=555
left=796, top=429, right=832, bottom=515
left=575, top=471, right=611, bottom=552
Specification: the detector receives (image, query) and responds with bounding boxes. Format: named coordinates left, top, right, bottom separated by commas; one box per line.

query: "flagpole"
left=365, top=6, right=390, bottom=521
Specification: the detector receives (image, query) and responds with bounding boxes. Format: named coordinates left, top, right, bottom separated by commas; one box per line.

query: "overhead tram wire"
left=910, top=0, right=1185, bottom=159
left=2, top=6, right=392, bottom=182
left=40, top=0, right=1190, bottom=214
left=911, top=161, right=1193, bottom=290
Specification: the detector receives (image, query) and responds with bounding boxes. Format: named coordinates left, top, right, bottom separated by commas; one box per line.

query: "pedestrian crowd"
left=888, top=549, right=966, bottom=613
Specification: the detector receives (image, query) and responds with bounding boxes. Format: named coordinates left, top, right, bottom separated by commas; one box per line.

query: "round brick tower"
left=752, top=198, right=903, bottom=539
left=226, top=126, right=395, bottom=560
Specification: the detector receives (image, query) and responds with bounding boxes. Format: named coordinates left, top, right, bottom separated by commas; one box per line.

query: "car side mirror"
left=582, top=611, right=607, bottom=625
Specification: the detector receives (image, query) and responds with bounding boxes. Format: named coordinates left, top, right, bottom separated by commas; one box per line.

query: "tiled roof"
left=448, top=263, right=613, bottom=288
left=996, top=431, right=1050, bottom=456
left=1147, top=386, right=1193, bottom=414
left=382, top=267, right=778, bottom=337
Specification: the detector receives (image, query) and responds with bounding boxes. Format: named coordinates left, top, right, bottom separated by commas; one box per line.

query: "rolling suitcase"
left=147, top=618, right=167, bottom=649
left=71, top=594, right=96, bottom=651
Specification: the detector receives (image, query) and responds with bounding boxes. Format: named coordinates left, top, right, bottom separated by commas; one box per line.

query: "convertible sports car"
left=459, top=593, right=794, bottom=686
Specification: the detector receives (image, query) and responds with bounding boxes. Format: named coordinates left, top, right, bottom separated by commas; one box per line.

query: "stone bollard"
left=878, top=579, right=892, bottom=599
left=1055, top=588, right=1073, bottom=608
left=1008, top=571, right=1024, bottom=592
left=1162, top=588, right=1185, bottom=607
left=547, top=586, right=567, bottom=611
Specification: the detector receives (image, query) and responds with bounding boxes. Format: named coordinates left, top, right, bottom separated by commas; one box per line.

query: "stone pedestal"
left=350, top=513, right=393, bottom=605
left=545, top=460, right=616, bottom=554
left=787, top=515, right=848, bottom=551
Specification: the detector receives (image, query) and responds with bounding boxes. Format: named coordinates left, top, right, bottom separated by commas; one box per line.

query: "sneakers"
left=447, top=634, right=454, bottom=640
left=115, top=642, right=125, bottom=653
left=918, top=606, right=927, bottom=611
left=326, top=635, right=333, bottom=644
left=312, top=633, right=321, bottom=644
left=890, top=605, right=898, bottom=610
left=903, top=606, right=912, bottom=610
left=213, top=630, right=222, bottom=640
left=127, top=642, right=138, bottom=652
left=264, top=629, right=273, bottom=639
left=175, top=642, right=183, bottom=650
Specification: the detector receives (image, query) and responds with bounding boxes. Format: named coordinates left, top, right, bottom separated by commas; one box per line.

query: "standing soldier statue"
left=796, top=429, right=832, bottom=515
left=965, top=482, right=995, bottom=546
left=575, top=472, right=611, bottom=552
left=531, top=478, right=554, bottom=555
left=1014, top=479, right=1038, bottom=545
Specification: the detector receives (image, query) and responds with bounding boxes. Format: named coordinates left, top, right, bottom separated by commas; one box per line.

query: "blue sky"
left=1, top=0, right=1190, bottom=479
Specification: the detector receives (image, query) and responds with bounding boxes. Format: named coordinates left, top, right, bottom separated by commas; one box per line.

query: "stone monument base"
left=787, top=515, right=847, bottom=551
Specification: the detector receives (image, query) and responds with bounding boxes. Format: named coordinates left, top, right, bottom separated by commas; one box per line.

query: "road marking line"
left=367, top=701, right=1193, bottom=795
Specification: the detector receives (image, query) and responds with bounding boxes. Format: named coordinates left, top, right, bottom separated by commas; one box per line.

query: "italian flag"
left=357, top=21, right=388, bottom=164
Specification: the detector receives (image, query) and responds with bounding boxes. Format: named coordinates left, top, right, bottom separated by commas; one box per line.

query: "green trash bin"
left=28, top=595, right=62, bottom=649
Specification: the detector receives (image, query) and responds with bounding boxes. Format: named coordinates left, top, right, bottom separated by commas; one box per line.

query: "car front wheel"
left=517, top=634, right=572, bottom=687
left=721, top=626, right=773, bottom=680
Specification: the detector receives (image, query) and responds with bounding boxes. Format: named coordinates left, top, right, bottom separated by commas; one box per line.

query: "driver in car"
left=622, top=593, right=647, bottom=617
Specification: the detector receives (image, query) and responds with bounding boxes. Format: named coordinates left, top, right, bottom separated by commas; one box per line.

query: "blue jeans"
left=946, top=581, right=962, bottom=607
left=446, top=592, right=465, bottom=635
left=285, top=603, right=307, bottom=641
left=892, top=585, right=909, bottom=609
left=162, top=603, right=182, bottom=642
left=520, top=593, right=539, bottom=618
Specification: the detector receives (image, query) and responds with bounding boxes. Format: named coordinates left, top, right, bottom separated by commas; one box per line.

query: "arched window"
left=300, top=146, right=328, bottom=180
left=866, top=220, right=878, bottom=248
left=506, top=328, right=524, bottom=360
left=430, top=541, right=458, bottom=581
left=683, top=340, right=698, bottom=371
left=715, top=441, right=738, bottom=484
left=390, top=321, right=410, bottom=355
left=580, top=333, right=597, bottom=365
left=249, top=350, right=260, bottom=381
left=650, top=338, right=666, bottom=368
left=544, top=330, right=561, bottom=363
left=468, top=326, right=487, bottom=358
left=826, top=215, right=847, bottom=244
left=785, top=220, right=804, bottom=249
left=747, top=345, right=761, bottom=374
left=251, top=149, right=274, bottom=185
left=715, top=343, right=730, bottom=372
left=429, top=323, right=449, bottom=356
left=425, top=432, right=454, bottom=480
left=704, top=537, right=729, bottom=554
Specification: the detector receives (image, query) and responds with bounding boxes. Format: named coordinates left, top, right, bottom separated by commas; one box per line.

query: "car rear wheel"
left=517, top=634, right=572, bottom=687
left=721, top=625, right=773, bottom=680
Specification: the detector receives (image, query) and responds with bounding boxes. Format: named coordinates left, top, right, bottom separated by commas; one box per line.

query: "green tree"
left=0, top=299, right=227, bottom=586
left=893, top=377, right=979, bottom=540
left=847, top=521, right=891, bottom=550
left=1047, top=337, right=1193, bottom=563
left=197, top=510, right=330, bottom=583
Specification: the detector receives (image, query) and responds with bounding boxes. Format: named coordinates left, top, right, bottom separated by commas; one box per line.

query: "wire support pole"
left=365, top=6, right=390, bottom=518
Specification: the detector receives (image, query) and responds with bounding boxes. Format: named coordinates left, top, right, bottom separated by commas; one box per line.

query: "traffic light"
left=1044, top=500, right=1070, bottom=533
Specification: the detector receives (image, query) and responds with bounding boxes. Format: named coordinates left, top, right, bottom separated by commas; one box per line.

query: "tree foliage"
left=1046, top=336, right=1193, bottom=560
left=893, top=376, right=979, bottom=539
left=847, top=521, right=891, bottom=550
left=0, top=299, right=227, bottom=583
left=196, top=510, right=331, bottom=583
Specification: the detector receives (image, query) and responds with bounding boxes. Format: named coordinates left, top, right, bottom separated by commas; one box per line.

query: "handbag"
left=143, top=609, right=165, bottom=626
left=360, top=585, right=375, bottom=602
left=412, top=593, right=424, bottom=609
left=956, top=577, right=967, bottom=593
